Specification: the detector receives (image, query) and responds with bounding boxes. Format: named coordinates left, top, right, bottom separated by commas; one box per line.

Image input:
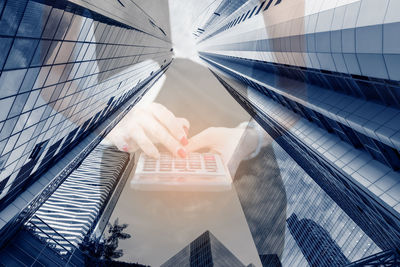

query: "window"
left=17, top=1, right=51, bottom=38
left=29, top=140, right=48, bottom=160
left=242, top=10, right=251, bottom=22
left=42, top=8, right=64, bottom=39
left=0, top=1, right=26, bottom=36
left=8, top=93, right=29, bottom=119
left=117, top=0, right=125, bottom=7
left=54, top=41, right=75, bottom=64
left=0, top=37, right=13, bottom=69
left=0, top=69, right=27, bottom=99
left=264, top=0, right=274, bottom=11
left=0, top=98, right=15, bottom=122
left=248, top=6, right=258, bottom=19
left=54, top=12, right=74, bottom=40
left=236, top=14, right=245, bottom=25
left=255, top=1, right=266, bottom=15
left=107, top=96, right=115, bottom=106
left=372, top=139, right=400, bottom=171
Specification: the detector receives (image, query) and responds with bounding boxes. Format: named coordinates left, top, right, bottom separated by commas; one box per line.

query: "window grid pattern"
left=27, top=144, right=129, bottom=253
left=0, top=0, right=172, bottom=206
left=161, top=231, right=246, bottom=267
left=198, top=0, right=281, bottom=43
left=197, top=0, right=400, bottom=264
left=211, top=71, right=399, bottom=263
left=202, top=53, right=400, bottom=173
left=277, top=143, right=379, bottom=265
left=218, top=79, right=382, bottom=264
left=199, top=0, right=400, bottom=82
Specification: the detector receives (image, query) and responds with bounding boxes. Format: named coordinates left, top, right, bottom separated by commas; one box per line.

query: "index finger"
left=150, top=104, right=188, bottom=144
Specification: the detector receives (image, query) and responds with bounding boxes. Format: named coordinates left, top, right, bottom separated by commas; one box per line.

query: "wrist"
left=242, top=121, right=263, bottom=160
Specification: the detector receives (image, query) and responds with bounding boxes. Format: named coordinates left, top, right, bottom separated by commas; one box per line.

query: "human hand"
left=106, top=103, right=189, bottom=158
left=186, top=126, right=259, bottom=175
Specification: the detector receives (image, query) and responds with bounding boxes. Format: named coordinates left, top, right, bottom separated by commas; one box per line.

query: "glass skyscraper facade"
left=27, top=144, right=129, bottom=253
left=162, top=230, right=250, bottom=267
left=197, top=0, right=400, bottom=266
left=0, top=0, right=172, bottom=255
left=232, top=128, right=382, bottom=266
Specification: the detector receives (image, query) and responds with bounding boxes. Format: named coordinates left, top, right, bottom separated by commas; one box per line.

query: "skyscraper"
left=232, top=132, right=382, bottom=266
left=196, top=0, right=400, bottom=265
left=161, top=230, right=249, bottom=267
left=27, top=144, right=130, bottom=253
left=287, top=213, right=349, bottom=266
left=0, top=0, right=172, bottom=262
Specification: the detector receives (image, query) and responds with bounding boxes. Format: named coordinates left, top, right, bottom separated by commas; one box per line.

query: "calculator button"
left=189, top=164, right=201, bottom=169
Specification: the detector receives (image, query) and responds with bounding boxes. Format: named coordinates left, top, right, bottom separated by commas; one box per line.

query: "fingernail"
left=180, top=136, right=188, bottom=146
left=183, top=126, right=189, bottom=136
left=122, top=145, right=128, bottom=152
left=177, top=148, right=186, bottom=158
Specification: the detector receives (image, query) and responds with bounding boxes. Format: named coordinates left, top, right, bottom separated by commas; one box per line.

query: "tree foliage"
left=80, top=218, right=131, bottom=261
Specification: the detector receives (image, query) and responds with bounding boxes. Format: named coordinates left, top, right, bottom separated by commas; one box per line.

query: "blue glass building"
left=286, top=213, right=349, bottom=266
left=161, top=230, right=250, bottom=267
left=197, top=0, right=400, bottom=266
left=0, top=0, right=172, bottom=264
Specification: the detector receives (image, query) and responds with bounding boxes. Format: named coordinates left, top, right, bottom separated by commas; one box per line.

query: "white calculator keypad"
left=131, top=152, right=232, bottom=191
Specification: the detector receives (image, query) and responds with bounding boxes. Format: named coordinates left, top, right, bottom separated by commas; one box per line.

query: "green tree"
left=80, top=217, right=131, bottom=261
left=103, top=218, right=131, bottom=260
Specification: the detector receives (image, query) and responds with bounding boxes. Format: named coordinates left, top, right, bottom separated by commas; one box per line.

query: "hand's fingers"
left=111, top=129, right=138, bottom=153
left=138, top=116, right=186, bottom=158
left=150, top=104, right=188, bottom=145
left=177, top=117, right=190, bottom=135
left=186, top=128, right=215, bottom=152
left=109, top=122, right=160, bottom=158
left=177, top=117, right=190, bottom=129
left=130, top=125, right=160, bottom=159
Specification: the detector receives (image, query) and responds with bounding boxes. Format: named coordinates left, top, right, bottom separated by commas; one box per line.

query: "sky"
left=168, top=0, right=222, bottom=61
left=134, top=0, right=224, bottom=62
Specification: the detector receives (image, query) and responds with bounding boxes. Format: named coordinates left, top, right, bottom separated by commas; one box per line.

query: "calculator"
left=130, top=152, right=232, bottom=191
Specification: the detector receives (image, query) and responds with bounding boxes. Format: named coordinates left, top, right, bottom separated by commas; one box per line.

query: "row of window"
left=225, top=83, right=383, bottom=263
left=271, top=63, right=400, bottom=109
left=225, top=0, right=279, bottom=29
left=283, top=171, right=378, bottom=264
left=0, top=0, right=137, bottom=40
left=259, top=73, right=400, bottom=171
left=201, top=0, right=282, bottom=42
left=0, top=61, right=165, bottom=183
left=287, top=214, right=350, bottom=266
left=0, top=36, right=168, bottom=73
left=0, top=65, right=167, bottom=210
left=0, top=52, right=169, bottom=124
left=219, top=71, right=400, bottom=251
left=0, top=0, right=169, bottom=75
left=202, top=52, right=400, bottom=109
left=0, top=0, right=173, bottom=208
left=0, top=58, right=159, bottom=168
left=206, top=54, right=400, bottom=172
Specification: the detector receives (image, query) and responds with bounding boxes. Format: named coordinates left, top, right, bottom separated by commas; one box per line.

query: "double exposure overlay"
left=0, top=0, right=399, bottom=266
